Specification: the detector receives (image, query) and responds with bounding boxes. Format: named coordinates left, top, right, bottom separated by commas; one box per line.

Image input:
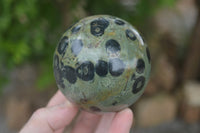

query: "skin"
left=20, top=90, right=133, bottom=133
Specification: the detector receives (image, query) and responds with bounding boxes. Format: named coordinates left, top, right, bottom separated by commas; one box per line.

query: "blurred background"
left=0, top=0, right=200, bottom=132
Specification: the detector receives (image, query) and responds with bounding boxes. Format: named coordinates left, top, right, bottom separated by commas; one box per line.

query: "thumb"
left=20, top=101, right=78, bottom=133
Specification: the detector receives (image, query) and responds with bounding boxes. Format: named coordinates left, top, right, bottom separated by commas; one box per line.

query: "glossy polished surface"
left=53, top=15, right=151, bottom=112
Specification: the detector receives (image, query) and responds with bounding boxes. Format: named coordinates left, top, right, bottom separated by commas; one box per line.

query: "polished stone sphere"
left=53, top=15, right=151, bottom=112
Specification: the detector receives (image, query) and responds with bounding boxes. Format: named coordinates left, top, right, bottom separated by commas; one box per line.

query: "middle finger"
left=71, top=111, right=101, bottom=133
left=95, top=112, right=116, bottom=133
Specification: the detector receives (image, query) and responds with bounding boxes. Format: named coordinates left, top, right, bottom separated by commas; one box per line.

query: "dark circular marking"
left=146, top=47, right=151, bottom=63
left=76, top=61, right=95, bottom=81
left=131, top=73, right=136, bottom=80
left=136, top=59, right=145, bottom=74
left=60, top=60, right=64, bottom=68
left=54, top=68, right=65, bottom=89
left=71, top=25, right=81, bottom=34
left=115, top=19, right=125, bottom=25
left=53, top=54, right=59, bottom=69
left=90, top=106, right=101, bottom=112
left=90, top=18, right=109, bottom=37
left=95, top=60, right=108, bottom=77
left=126, top=29, right=137, bottom=41
left=71, top=39, right=83, bottom=56
left=58, top=36, right=69, bottom=54
left=132, top=76, right=145, bottom=94
left=65, top=21, right=78, bottom=32
left=112, top=101, right=118, bottom=106
left=63, top=66, right=77, bottom=84
left=106, top=39, right=121, bottom=55
left=53, top=55, right=65, bottom=88
left=109, top=58, right=125, bottom=77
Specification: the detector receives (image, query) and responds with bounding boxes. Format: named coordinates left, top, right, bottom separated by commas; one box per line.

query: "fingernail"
left=49, top=100, right=73, bottom=111
left=119, top=108, right=133, bottom=115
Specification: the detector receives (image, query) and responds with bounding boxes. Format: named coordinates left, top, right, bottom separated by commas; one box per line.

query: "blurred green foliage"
left=0, top=0, right=61, bottom=91
left=0, top=0, right=176, bottom=92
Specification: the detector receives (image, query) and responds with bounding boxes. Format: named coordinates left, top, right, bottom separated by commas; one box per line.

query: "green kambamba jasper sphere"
left=53, top=15, right=151, bottom=112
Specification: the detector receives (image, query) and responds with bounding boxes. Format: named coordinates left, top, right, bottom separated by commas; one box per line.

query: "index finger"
left=47, top=90, right=67, bottom=107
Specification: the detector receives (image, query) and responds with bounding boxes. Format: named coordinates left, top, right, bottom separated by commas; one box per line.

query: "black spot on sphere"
left=115, top=19, right=125, bottom=25
left=146, top=47, right=151, bottom=63
left=54, top=67, right=65, bottom=89
left=109, top=58, right=125, bottom=77
left=106, top=39, right=121, bottom=55
left=71, top=39, right=83, bottom=56
left=131, top=73, right=136, bottom=80
left=90, top=18, right=109, bottom=37
left=53, top=55, right=65, bottom=88
left=71, top=25, right=81, bottom=34
left=60, top=61, right=64, bottom=68
left=65, top=21, right=78, bottom=32
left=53, top=54, right=59, bottom=69
left=76, top=61, right=95, bottom=81
left=136, top=59, right=145, bottom=74
left=63, top=66, right=77, bottom=84
left=58, top=36, right=69, bottom=54
left=90, top=106, right=101, bottom=112
left=95, top=60, right=108, bottom=77
left=132, top=76, right=145, bottom=94
left=126, top=29, right=137, bottom=41
left=112, top=101, right=118, bottom=106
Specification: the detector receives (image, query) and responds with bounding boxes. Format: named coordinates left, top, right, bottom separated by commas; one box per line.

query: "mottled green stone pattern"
left=53, top=15, right=151, bottom=112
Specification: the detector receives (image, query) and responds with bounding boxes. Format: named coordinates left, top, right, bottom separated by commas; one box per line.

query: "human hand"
left=20, top=90, right=133, bottom=133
